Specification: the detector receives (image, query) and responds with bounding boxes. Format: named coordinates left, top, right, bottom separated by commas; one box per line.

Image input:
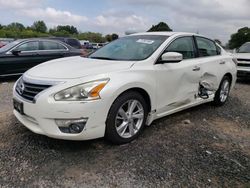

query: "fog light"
left=55, top=118, right=88, bottom=134
left=70, top=123, right=83, bottom=133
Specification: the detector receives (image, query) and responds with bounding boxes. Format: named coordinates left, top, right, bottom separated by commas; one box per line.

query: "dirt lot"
left=0, top=78, right=250, bottom=188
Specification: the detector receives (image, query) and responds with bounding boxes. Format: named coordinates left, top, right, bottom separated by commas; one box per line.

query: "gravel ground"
left=0, top=77, right=250, bottom=188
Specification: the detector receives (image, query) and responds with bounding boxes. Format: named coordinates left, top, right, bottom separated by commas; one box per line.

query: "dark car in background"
left=47, top=37, right=82, bottom=49
left=0, top=42, right=5, bottom=48
left=0, top=38, right=82, bottom=77
left=0, top=38, right=15, bottom=48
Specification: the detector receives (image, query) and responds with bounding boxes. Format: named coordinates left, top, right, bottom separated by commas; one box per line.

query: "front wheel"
left=213, top=76, right=231, bottom=106
left=105, top=91, right=148, bottom=144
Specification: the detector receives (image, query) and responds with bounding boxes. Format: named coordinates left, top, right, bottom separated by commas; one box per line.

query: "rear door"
left=37, top=40, right=68, bottom=62
left=155, top=36, right=202, bottom=116
left=194, top=36, right=224, bottom=91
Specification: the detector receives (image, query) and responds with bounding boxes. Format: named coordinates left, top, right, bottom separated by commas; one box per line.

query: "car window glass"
left=238, top=43, right=250, bottom=53
left=165, top=37, right=195, bottom=59
left=40, top=41, right=66, bottom=50
left=196, top=37, right=217, bottom=57
left=67, top=39, right=81, bottom=49
left=16, top=41, right=39, bottom=52
left=89, top=35, right=168, bottom=61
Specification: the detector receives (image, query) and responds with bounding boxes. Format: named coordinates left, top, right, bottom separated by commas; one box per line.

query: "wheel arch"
left=114, top=87, right=152, bottom=113
left=224, top=73, right=233, bottom=82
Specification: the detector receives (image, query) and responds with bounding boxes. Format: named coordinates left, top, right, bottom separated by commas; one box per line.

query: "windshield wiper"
left=90, top=56, right=117, bottom=60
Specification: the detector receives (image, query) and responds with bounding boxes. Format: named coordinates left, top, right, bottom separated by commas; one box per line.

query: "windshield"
left=89, top=35, right=168, bottom=61
left=0, top=40, right=19, bottom=52
left=238, top=43, right=250, bottom=53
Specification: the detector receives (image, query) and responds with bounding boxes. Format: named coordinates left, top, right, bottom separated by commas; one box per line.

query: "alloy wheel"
left=115, top=99, right=144, bottom=138
left=220, top=79, right=230, bottom=102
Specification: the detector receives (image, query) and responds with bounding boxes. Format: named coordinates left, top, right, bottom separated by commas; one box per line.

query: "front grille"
left=15, top=78, right=52, bottom=102
left=238, top=63, right=250, bottom=67
left=237, top=59, right=250, bottom=62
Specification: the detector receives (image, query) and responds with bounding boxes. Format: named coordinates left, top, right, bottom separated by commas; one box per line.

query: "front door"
left=155, top=36, right=202, bottom=116
left=36, top=40, right=68, bottom=62
left=4, top=41, right=41, bottom=74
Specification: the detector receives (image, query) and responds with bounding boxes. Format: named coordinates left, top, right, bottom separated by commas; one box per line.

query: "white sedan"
left=13, top=32, right=237, bottom=144
left=234, top=42, right=250, bottom=78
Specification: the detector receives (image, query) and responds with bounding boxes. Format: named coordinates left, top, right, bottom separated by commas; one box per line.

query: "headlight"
left=54, top=79, right=109, bottom=101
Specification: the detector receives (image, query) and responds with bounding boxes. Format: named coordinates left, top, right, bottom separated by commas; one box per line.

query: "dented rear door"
left=195, top=37, right=223, bottom=92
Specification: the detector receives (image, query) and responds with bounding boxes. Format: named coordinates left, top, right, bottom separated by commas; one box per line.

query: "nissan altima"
left=13, top=32, right=237, bottom=144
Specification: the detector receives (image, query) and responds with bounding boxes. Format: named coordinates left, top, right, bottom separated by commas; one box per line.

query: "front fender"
left=100, top=71, right=157, bottom=113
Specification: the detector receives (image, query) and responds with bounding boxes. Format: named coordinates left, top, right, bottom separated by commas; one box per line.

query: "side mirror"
left=159, top=52, right=183, bottom=63
left=12, top=50, right=21, bottom=56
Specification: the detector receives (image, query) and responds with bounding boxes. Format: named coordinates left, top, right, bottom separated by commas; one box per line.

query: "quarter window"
left=196, top=37, right=218, bottom=57
left=16, top=41, right=39, bottom=52
left=67, top=39, right=81, bottom=49
left=40, top=41, right=67, bottom=50
left=165, top=37, right=195, bottom=59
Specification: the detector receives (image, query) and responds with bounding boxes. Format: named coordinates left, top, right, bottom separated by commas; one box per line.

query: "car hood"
left=234, top=53, right=250, bottom=59
left=26, top=56, right=135, bottom=79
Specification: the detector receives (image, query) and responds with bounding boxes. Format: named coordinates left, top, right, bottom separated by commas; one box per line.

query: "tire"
left=213, top=75, right=231, bottom=106
left=105, top=91, right=148, bottom=144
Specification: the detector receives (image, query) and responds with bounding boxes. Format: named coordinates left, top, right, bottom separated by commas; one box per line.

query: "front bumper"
left=237, top=67, right=250, bottom=78
left=13, top=90, right=110, bottom=141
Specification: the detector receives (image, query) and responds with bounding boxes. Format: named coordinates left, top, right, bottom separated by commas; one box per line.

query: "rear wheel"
left=213, top=76, right=231, bottom=106
left=105, top=91, right=148, bottom=144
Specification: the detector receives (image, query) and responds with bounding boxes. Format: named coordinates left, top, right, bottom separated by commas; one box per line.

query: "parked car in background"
left=84, top=43, right=94, bottom=49
left=0, top=42, right=5, bottom=48
left=48, top=37, right=82, bottom=49
left=80, top=40, right=93, bottom=49
left=0, top=38, right=82, bottom=77
left=235, top=42, right=250, bottom=78
left=13, top=32, right=236, bottom=144
left=0, top=38, right=15, bottom=48
left=91, top=43, right=104, bottom=49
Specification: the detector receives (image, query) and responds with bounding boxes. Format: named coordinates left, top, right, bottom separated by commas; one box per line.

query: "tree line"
left=0, top=21, right=119, bottom=43
left=0, top=20, right=249, bottom=49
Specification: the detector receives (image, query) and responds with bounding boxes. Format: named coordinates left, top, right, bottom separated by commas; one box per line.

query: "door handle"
left=220, top=61, right=226, bottom=65
left=192, top=66, right=200, bottom=71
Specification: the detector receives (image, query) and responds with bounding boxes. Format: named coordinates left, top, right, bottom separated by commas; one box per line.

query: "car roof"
left=47, top=37, right=79, bottom=40
left=15, top=38, right=74, bottom=44
left=130, top=31, right=206, bottom=38
left=12, top=38, right=75, bottom=49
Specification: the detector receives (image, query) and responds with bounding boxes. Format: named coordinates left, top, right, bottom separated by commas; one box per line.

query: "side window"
left=67, top=39, right=81, bottom=49
left=165, top=37, right=195, bottom=59
left=15, top=41, right=39, bottom=52
left=40, top=41, right=67, bottom=50
left=196, top=37, right=218, bottom=57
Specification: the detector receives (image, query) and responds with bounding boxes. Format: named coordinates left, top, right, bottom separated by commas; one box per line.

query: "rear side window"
left=165, top=37, right=195, bottom=59
left=196, top=37, right=218, bottom=57
left=40, top=41, right=66, bottom=50
left=16, top=41, right=39, bottom=51
left=67, top=39, right=81, bottom=49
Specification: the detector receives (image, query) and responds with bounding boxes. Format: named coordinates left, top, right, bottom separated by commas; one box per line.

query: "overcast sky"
left=0, top=0, right=249, bottom=44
